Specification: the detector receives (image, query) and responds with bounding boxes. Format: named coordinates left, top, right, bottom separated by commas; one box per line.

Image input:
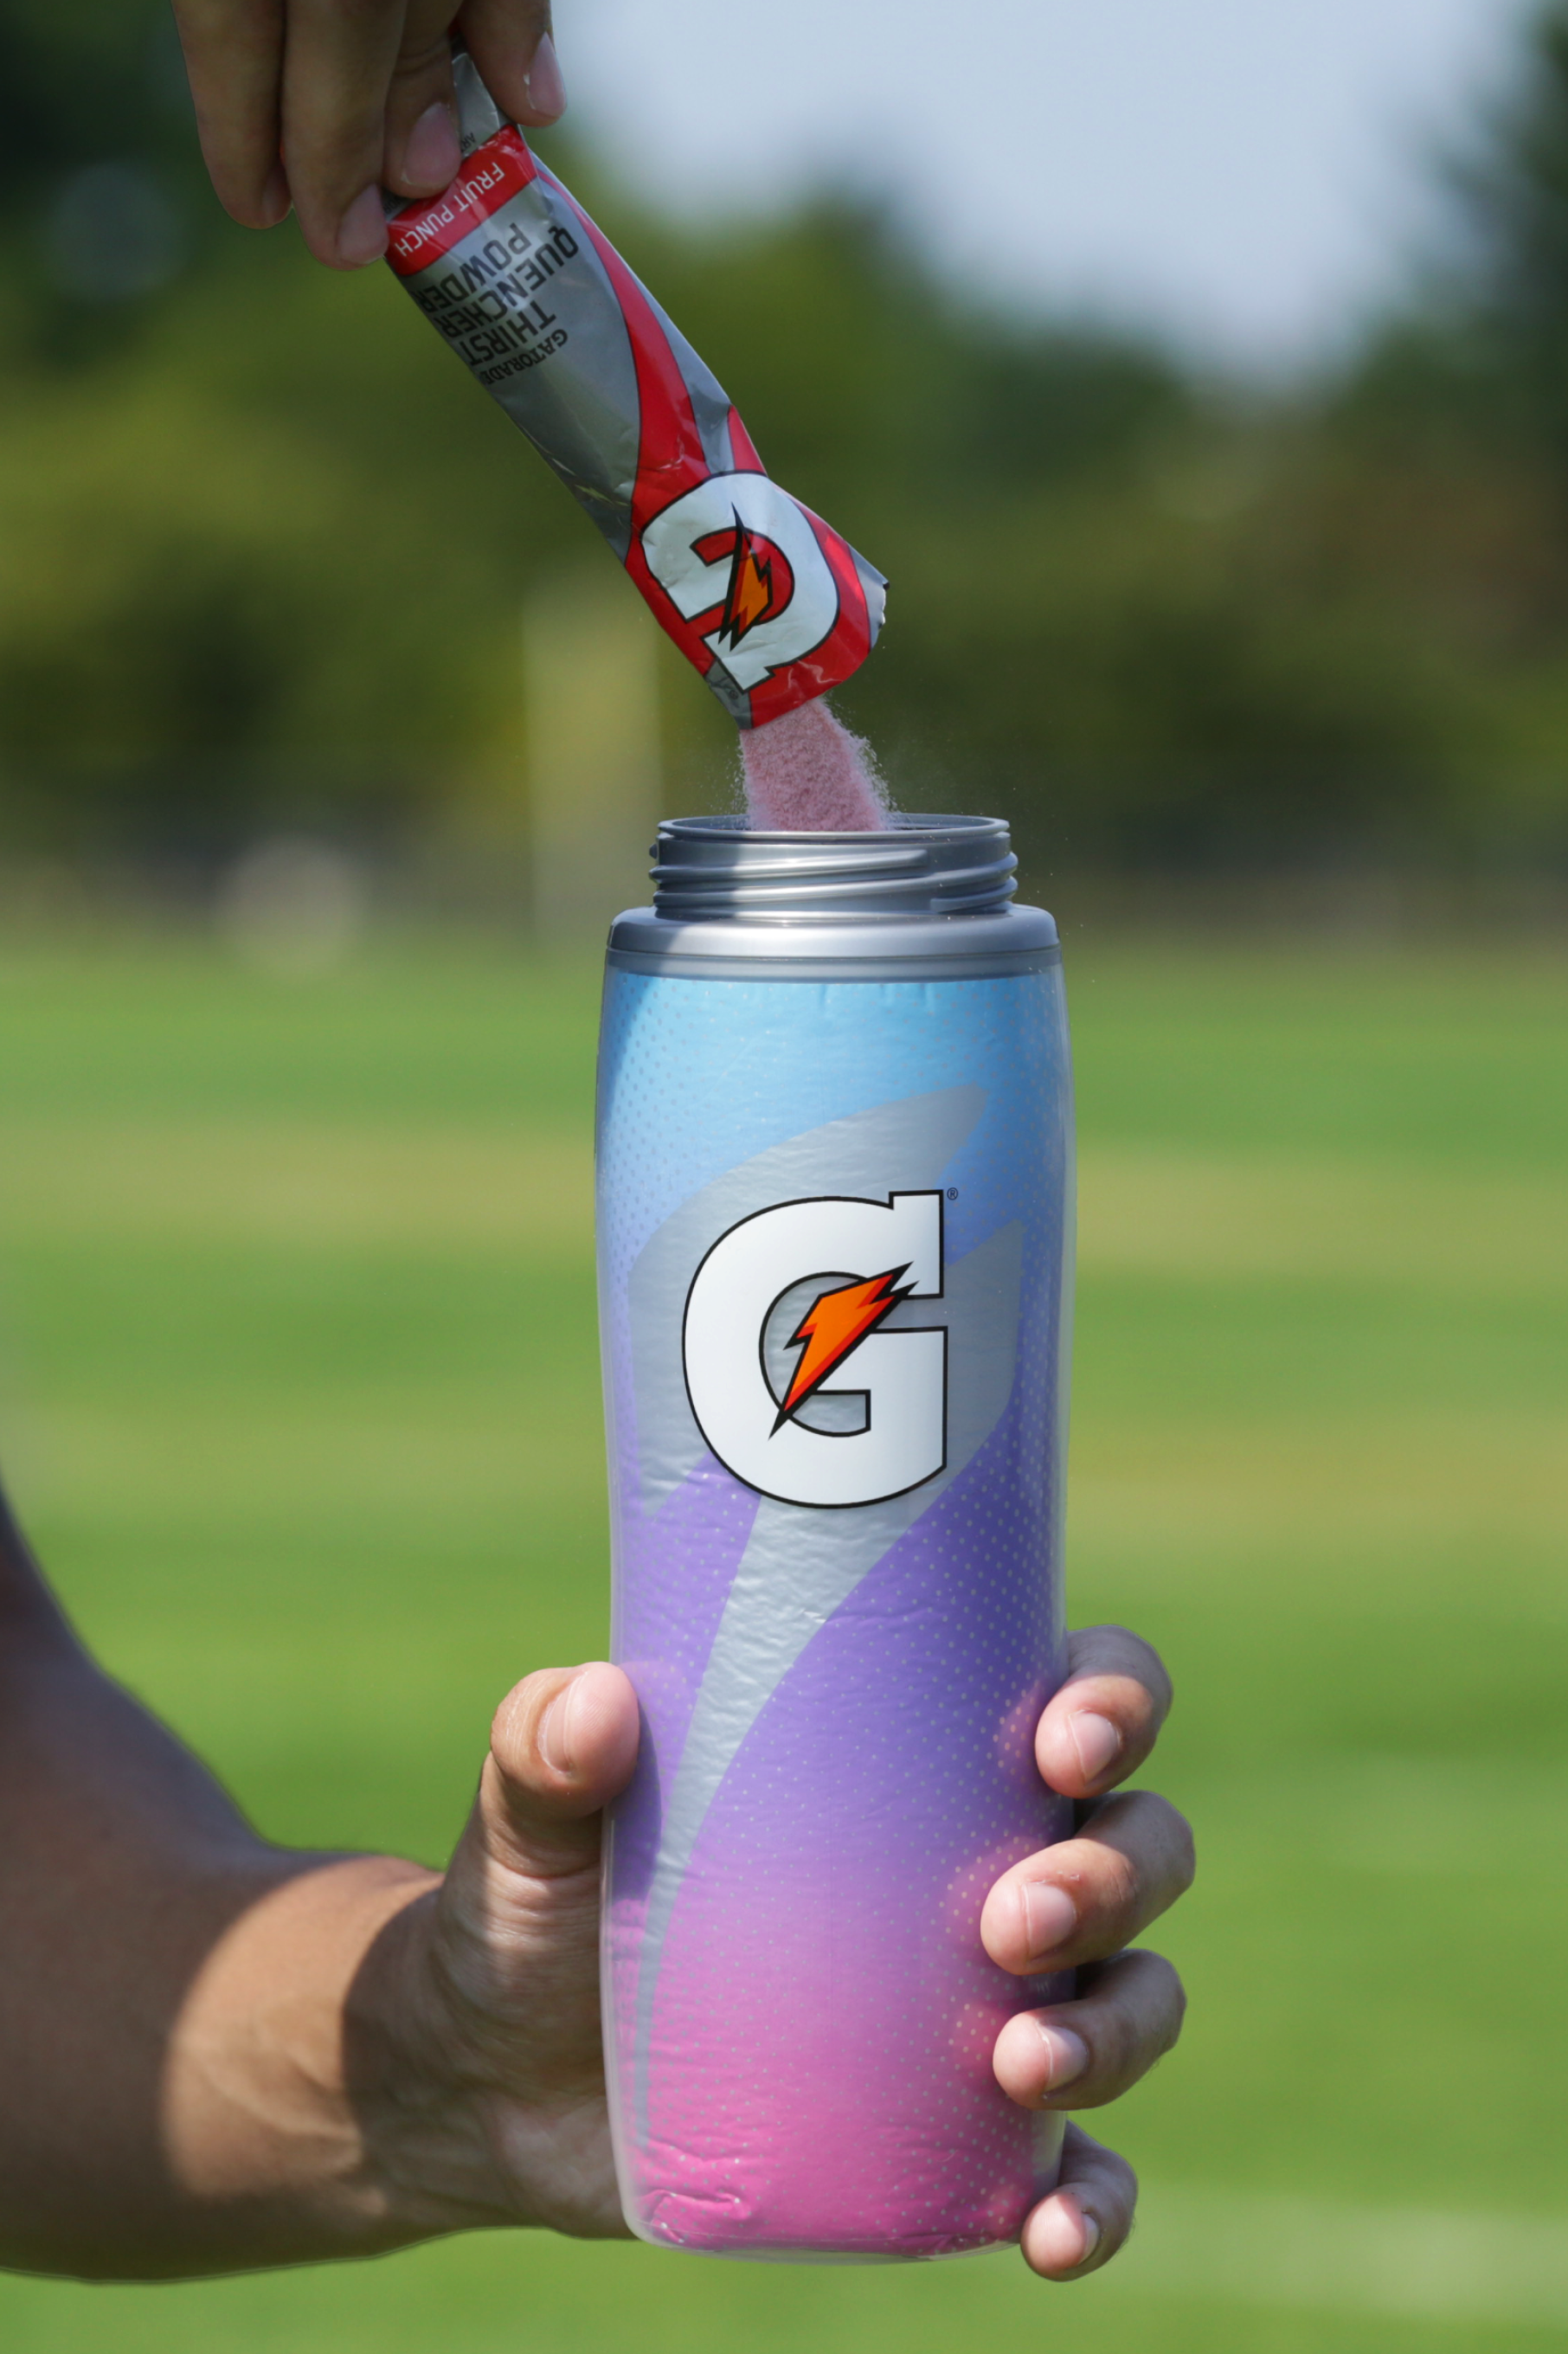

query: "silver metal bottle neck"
left=649, top=814, right=1018, bottom=923
left=607, top=812, right=1057, bottom=979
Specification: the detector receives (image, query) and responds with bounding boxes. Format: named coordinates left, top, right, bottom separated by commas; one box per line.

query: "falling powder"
left=739, top=698, right=890, bottom=832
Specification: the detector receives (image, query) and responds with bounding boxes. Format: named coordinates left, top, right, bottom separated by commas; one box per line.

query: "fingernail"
left=539, top=1675, right=582, bottom=1775
left=260, top=161, right=291, bottom=226
left=1035, top=2023, right=1090, bottom=2092
left=1075, top=2209, right=1102, bottom=2263
left=1023, top=1880, right=1078, bottom=1957
left=404, top=99, right=460, bottom=190
left=1070, top=1710, right=1122, bottom=1784
left=524, top=32, right=568, bottom=119
left=337, top=183, right=389, bottom=268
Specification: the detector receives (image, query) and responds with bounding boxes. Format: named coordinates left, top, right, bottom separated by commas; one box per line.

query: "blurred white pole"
left=524, top=569, right=661, bottom=937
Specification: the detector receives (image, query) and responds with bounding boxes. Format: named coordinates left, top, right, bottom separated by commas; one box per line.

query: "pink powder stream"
left=739, top=697, right=891, bottom=832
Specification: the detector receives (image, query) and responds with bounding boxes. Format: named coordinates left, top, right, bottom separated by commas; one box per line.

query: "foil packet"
left=385, top=57, right=886, bottom=728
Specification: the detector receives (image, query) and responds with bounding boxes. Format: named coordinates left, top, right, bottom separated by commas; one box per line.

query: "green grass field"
left=0, top=926, right=1564, bottom=2352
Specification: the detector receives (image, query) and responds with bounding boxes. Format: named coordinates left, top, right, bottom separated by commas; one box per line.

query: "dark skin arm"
left=0, top=1488, right=1188, bottom=2280
left=0, top=1496, right=429, bottom=2275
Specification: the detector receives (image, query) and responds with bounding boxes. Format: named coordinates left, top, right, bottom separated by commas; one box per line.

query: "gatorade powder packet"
left=384, top=56, right=887, bottom=729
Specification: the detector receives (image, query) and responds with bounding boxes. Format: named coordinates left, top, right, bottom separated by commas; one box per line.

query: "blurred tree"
left=1452, top=0, right=1568, bottom=460
left=0, top=0, right=217, bottom=370
left=4, top=0, right=1568, bottom=869
left=1270, top=0, right=1568, bottom=865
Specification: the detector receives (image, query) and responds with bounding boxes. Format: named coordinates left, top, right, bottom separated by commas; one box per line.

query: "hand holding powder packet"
left=385, top=56, right=887, bottom=734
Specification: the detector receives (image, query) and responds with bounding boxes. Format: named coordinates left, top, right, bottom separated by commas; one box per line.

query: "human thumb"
left=472, top=1662, right=639, bottom=1882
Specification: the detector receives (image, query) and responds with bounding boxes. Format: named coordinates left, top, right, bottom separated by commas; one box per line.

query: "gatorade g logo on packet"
left=682, top=1192, right=948, bottom=1509
left=384, top=55, right=887, bottom=729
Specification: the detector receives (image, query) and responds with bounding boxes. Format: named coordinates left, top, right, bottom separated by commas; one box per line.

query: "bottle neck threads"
left=649, top=815, right=1017, bottom=924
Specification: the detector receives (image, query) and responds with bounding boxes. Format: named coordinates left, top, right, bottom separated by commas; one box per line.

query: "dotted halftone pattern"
left=597, top=966, right=1072, bottom=2257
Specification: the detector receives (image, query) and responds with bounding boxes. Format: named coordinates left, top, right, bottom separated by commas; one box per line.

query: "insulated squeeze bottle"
left=596, top=816, right=1075, bottom=2258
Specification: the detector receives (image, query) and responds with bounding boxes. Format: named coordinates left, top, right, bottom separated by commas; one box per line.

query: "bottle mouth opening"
left=650, top=814, right=1017, bottom=923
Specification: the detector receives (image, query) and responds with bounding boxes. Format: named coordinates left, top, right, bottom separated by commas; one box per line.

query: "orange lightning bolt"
left=717, top=513, right=774, bottom=647
left=772, top=1265, right=913, bottom=1435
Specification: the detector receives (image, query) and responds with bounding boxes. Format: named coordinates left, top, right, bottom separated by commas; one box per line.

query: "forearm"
left=0, top=1542, right=440, bottom=2278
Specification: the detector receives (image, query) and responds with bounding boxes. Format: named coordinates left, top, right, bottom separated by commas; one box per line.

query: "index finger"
left=174, top=0, right=292, bottom=228
left=1036, top=1624, right=1173, bottom=1801
left=279, top=0, right=415, bottom=267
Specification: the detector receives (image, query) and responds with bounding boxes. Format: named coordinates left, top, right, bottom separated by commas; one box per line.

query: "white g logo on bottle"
left=682, top=1192, right=947, bottom=1509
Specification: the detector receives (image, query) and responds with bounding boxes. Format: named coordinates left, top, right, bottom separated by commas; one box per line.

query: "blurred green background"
left=0, top=932, right=1560, bottom=2351
left=0, top=0, right=1566, bottom=2346
left=10, top=0, right=1568, bottom=871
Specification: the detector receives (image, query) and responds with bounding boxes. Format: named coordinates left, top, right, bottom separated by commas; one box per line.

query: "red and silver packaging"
left=385, top=57, right=886, bottom=728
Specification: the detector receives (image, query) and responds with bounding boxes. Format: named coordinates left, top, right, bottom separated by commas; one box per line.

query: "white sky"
left=560, top=0, right=1536, bottom=364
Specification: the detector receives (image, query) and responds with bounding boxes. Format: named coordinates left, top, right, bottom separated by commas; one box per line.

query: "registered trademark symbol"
left=946, top=1187, right=959, bottom=1200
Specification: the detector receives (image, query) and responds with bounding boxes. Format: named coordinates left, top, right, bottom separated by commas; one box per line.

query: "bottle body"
left=595, top=821, right=1075, bottom=2260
